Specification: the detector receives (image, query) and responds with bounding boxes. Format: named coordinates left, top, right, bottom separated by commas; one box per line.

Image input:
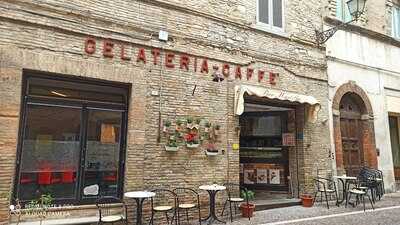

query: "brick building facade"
left=0, top=0, right=331, bottom=223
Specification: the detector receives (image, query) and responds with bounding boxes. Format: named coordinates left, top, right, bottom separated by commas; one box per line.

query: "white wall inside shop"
left=326, top=29, right=400, bottom=192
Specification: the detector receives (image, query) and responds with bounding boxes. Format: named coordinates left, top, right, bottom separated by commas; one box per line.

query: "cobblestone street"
left=227, top=192, right=400, bottom=225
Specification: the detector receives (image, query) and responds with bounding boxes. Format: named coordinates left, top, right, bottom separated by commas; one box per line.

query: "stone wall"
left=0, top=0, right=331, bottom=224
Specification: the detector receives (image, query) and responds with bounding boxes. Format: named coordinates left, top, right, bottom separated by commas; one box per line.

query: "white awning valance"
left=234, top=84, right=321, bottom=122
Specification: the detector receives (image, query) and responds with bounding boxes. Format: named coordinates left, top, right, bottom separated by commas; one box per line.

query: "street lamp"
left=347, top=0, right=367, bottom=20
left=315, top=0, right=367, bottom=45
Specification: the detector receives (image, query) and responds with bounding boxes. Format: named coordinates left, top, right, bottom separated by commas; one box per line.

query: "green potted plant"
left=165, top=139, right=179, bottom=152
left=239, top=190, right=256, bottom=218
left=184, top=133, right=200, bottom=149
left=204, top=121, right=211, bottom=133
left=163, top=120, right=171, bottom=133
left=214, top=124, right=221, bottom=136
left=176, top=119, right=183, bottom=132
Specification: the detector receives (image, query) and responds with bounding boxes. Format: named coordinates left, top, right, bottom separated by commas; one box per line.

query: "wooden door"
left=340, top=95, right=364, bottom=176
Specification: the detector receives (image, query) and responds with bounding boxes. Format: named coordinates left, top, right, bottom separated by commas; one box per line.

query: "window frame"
left=13, top=70, right=130, bottom=206
left=392, top=5, right=400, bottom=39
left=256, top=0, right=285, bottom=33
left=336, top=0, right=353, bottom=23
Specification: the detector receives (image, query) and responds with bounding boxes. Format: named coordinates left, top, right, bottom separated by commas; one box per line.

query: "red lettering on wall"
left=84, top=38, right=96, bottom=54
left=235, top=66, right=242, bottom=79
left=103, top=40, right=114, bottom=58
left=137, top=48, right=147, bottom=63
left=258, top=70, right=265, bottom=82
left=120, top=45, right=131, bottom=61
left=247, top=68, right=254, bottom=80
left=180, top=55, right=190, bottom=71
left=222, top=64, right=230, bottom=77
left=151, top=49, right=161, bottom=65
left=165, top=53, right=175, bottom=68
left=269, top=72, right=278, bottom=85
left=200, top=59, right=209, bottom=74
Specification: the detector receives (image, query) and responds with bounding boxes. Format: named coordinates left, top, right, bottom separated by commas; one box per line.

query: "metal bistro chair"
left=95, top=196, right=128, bottom=225
left=345, top=178, right=375, bottom=212
left=312, top=177, right=338, bottom=209
left=221, top=183, right=250, bottom=222
left=173, top=188, right=201, bottom=225
left=149, top=189, right=178, bottom=225
left=363, top=167, right=385, bottom=200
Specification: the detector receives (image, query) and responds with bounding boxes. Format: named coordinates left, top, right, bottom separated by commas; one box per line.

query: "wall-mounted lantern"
left=315, top=0, right=367, bottom=45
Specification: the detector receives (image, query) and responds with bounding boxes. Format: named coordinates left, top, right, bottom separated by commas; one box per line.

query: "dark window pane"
left=83, top=109, right=122, bottom=198
left=273, top=0, right=283, bottom=28
left=259, top=0, right=269, bottom=24
left=28, top=77, right=126, bottom=104
left=18, top=104, right=81, bottom=201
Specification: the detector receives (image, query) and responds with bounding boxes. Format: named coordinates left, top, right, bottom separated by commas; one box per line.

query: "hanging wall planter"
left=186, top=143, right=200, bottom=149
left=165, top=145, right=179, bottom=152
left=206, top=149, right=219, bottom=156
left=205, top=143, right=218, bottom=156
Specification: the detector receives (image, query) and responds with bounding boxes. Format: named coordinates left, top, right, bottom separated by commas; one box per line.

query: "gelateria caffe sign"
left=84, top=38, right=279, bottom=84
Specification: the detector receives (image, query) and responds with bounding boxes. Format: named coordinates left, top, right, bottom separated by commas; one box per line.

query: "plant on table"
left=239, top=190, right=256, bottom=218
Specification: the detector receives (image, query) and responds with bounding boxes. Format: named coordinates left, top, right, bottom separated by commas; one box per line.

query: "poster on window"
left=244, top=169, right=256, bottom=184
left=101, top=124, right=116, bottom=143
left=282, top=133, right=295, bottom=146
left=269, top=169, right=281, bottom=184
left=257, top=169, right=268, bottom=184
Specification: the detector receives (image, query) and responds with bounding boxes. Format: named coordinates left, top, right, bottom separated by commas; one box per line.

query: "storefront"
left=235, top=85, right=321, bottom=198
left=14, top=72, right=130, bottom=205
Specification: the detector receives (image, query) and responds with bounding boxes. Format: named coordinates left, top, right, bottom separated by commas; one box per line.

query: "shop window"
left=336, top=0, right=353, bottom=23
left=256, top=0, right=284, bottom=32
left=15, top=72, right=129, bottom=205
left=392, top=6, right=400, bottom=39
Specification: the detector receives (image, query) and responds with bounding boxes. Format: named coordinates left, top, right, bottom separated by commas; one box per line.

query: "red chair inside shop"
left=62, top=171, right=75, bottom=183
left=51, top=173, right=62, bottom=184
left=103, top=171, right=117, bottom=182
left=20, top=173, right=34, bottom=184
left=38, top=171, right=52, bottom=185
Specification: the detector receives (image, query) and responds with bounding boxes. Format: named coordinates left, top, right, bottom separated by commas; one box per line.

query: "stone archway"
left=332, top=82, right=377, bottom=175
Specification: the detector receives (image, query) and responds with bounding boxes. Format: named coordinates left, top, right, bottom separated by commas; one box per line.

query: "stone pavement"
left=224, top=192, right=400, bottom=225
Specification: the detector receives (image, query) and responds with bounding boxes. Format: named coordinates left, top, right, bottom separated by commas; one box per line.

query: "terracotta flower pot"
left=240, top=203, right=255, bottom=218
left=301, top=195, right=314, bottom=207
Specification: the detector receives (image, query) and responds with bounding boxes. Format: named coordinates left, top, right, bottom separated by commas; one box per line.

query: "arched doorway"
left=340, top=93, right=364, bottom=176
left=332, top=82, right=377, bottom=176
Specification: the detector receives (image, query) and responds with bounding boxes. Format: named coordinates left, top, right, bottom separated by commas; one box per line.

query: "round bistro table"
left=333, top=175, right=357, bottom=205
left=199, top=184, right=226, bottom=225
left=124, top=191, right=156, bottom=225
